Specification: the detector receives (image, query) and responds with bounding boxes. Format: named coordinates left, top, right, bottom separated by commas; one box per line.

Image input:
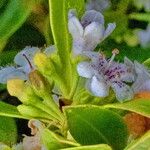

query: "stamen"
left=100, top=51, right=106, bottom=59
left=22, top=54, right=33, bottom=70
left=108, top=48, right=119, bottom=66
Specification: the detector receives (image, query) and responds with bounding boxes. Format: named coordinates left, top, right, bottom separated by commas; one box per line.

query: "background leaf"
left=100, top=39, right=150, bottom=62
left=0, top=0, right=35, bottom=51
left=0, top=116, right=17, bottom=146
left=104, top=99, right=150, bottom=118
left=64, top=105, right=128, bottom=150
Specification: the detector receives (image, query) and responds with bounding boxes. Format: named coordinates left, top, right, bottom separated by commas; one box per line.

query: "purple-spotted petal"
left=77, top=62, right=94, bottom=78
left=111, top=81, right=133, bottom=102
left=81, top=10, right=104, bottom=28
left=103, top=23, right=116, bottom=40
left=88, top=75, right=109, bottom=97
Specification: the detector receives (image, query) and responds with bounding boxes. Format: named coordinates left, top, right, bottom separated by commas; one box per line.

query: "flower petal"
left=72, top=37, right=85, bottom=55
left=68, top=10, right=83, bottom=39
left=111, top=81, right=133, bottom=102
left=84, top=22, right=104, bottom=51
left=81, top=10, right=104, bottom=28
left=103, top=23, right=116, bottom=40
left=14, top=46, right=40, bottom=66
left=82, top=51, right=100, bottom=60
left=77, top=62, right=94, bottom=78
left=86, top=0, right=111, bottom=12
left=88, top=75, right=109, bottom=97
left=132, top=61, right=150, bottom=93
left=0, top=67, right=27, bottom=84
left=139, top=79, right=150, bottom=92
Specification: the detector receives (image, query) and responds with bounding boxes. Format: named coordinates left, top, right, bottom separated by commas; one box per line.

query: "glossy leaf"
left=41, top=128, right=79, bottom=150
left=104, top=99, right=150, bottom=118
left=0, top=116, right=17, bottom=145
left=64, top=105, right=128, bottom=150
left=124, top=131, right=150, bottom=150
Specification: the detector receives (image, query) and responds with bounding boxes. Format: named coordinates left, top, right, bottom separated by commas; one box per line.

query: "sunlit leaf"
left=64, top=105, right=128, bottom=150
left=104, top=99, right=150, bottom=118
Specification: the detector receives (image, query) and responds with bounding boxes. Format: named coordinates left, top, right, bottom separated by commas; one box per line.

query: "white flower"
left=77, top=50, right=134, bottom=102
left=86, top=0, right=111, bottom=12
left=138, top=24, right=150, bottom=48
left=68, top=9, right=116, bottom=55
left=0, top=45, right=55, bottom=84
left=132, top=61, right=150, bottom=93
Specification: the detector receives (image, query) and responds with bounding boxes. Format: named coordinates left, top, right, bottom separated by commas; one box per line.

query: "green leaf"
left=64, top=105, right=128, bottom=150
left=60, top=144, right=112, bottom=150
left=0, top=101, right=29, bottom=119
left=129, top=13, right=150, bottom=22
left=104, top=99, right=150, bottom=118
left=48, top=0, right=84, bottom=97
left=0, top=50, right=17, bottom=66
left=17, top=105, right=56, bottom=121
left=0, top=0, right=35, bottom=51
left=143, top=58, right=150, bottom=68
left=124, top=131, right=150, bottom=150
left=41, top=128, right=79, bottom=150
left=0, top=116, right=17, bottom=145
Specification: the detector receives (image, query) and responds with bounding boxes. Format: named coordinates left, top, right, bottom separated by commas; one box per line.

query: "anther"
left=108, top=48, right=119, bottom=66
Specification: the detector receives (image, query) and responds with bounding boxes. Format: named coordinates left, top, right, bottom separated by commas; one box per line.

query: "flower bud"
left=7, top=78, right=38, bottom=104
left=33, top=52, right=55, bottom=76
left=7, top=78, right=62, bottom=121
left=7, top=79, right=25, bottom=97
left=29, top=70, right=52, bottom=97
